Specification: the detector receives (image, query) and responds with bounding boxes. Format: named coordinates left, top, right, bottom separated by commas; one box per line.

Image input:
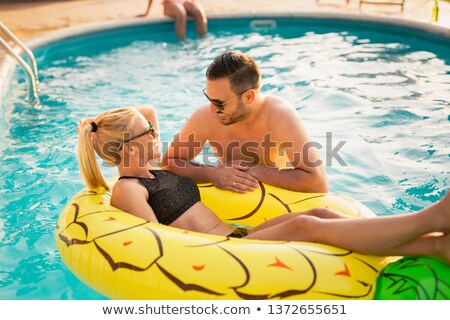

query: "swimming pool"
left=0, top=15, right=449, bottom=299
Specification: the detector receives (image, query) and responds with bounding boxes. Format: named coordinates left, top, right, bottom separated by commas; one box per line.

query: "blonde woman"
left=77, top=106, right=450, bottom=264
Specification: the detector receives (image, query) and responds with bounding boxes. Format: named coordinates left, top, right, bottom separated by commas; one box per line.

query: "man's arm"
left=164, top=130, right=216, bottom=183
left=163, top=107, right=258, bottom=193
left=247, top=164, right=327, bottom=193
left=248, top=104, right=328, bottom=193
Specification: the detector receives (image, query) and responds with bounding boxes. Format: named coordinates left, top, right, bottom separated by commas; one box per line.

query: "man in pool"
left=162, top=51, right=328, bottom=193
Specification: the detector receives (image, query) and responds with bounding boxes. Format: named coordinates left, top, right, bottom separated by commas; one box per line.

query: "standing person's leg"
left=163, top=1, right=188, bottom=40
left=183, top=0, right=207, bottom=36
left=246, top=192, right=450, bottom=261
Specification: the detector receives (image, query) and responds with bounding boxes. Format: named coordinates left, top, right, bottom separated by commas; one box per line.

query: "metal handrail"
left=0, top=22, right=40, bottom=104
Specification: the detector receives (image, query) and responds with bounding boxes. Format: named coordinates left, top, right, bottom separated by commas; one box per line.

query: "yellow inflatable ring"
left=56, top=182, right=388, bottom=299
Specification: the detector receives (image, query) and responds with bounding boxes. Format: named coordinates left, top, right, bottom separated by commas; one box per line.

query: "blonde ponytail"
left=77, top=123, right=110, bottom=190
left=77, top=107, right=140, bottom=191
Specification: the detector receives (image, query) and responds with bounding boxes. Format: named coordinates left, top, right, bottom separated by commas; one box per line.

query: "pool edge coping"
left=1, top=12, right=449, bottom=106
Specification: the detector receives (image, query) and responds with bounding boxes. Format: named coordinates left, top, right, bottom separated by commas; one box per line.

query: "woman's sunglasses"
left=119, top=121, right=156, bottom=150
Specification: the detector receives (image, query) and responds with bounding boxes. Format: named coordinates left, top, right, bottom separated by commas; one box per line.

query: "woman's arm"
left=136, top=105, right=159, bottom=133
left=138, top=0, right=154, bottom=16
left=136, top=105, right=163, bottom=167
left=111, top=179, right=159, bottom=222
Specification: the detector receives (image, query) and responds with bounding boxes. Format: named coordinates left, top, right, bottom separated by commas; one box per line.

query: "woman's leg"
left=163, top=1, right=188, bottom=40
left=248, top=207, right=351, bottom=234
left=364, top=233, right=450, bottom=263
left=246, top=193, right=450, bottom=260
left=183, top=0, right=207, bottom=36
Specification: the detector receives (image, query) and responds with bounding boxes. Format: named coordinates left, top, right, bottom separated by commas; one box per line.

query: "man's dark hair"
left=206, top=51, right=260, bottom=93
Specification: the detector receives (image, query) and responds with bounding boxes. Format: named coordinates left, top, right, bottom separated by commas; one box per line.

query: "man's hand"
left=211, top=161, right=259, bottom=193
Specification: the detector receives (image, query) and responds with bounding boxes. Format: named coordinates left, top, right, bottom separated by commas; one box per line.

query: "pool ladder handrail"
left=0, top=21, right=40, bottom=104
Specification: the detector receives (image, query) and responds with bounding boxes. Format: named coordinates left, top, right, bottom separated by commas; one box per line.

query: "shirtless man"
left=163, top=51, right=328, bottom=193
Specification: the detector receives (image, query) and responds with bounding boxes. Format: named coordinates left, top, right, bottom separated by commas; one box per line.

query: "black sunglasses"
left=119, top=121, right=156, bottom=150
left=202, top=86, right=254, bottom=111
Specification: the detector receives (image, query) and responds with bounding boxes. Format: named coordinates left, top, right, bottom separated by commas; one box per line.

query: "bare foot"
left=435, top=233, right=450, bottom=265
left=438, top=192, right=450, bottom=233
left=425, top=191, right=450, bottom=233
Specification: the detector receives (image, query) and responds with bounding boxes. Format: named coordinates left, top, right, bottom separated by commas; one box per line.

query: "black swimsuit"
left=118, top=170, right=200, bottom=225
left=119, top=170, right=247, bottom=238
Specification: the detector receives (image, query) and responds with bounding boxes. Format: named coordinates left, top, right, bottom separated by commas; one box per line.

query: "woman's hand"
left=77, top=117, right=96, bottom=133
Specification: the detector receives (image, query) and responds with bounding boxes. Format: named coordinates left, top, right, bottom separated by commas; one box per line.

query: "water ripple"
left=1, top=21, right=449, bottom=299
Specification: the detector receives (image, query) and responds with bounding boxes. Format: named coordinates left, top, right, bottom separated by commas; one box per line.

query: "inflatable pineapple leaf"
left=374, top=256, right=450, bottom=300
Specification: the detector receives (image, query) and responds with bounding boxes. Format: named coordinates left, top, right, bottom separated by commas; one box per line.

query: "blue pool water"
left=0, top=17, right=449, bottom=299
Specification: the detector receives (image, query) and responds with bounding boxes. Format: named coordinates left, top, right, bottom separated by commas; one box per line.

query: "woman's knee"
left=290, top=215, right=321, bottom=240
left=164, top=3, right=187, bottom=22
left=184, top=2, right=206, bottom=21
left=303, top=207, right=342, bottom=219
left=283, top=214, right=320, bottom=242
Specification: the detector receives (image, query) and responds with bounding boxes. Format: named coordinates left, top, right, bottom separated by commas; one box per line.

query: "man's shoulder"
left=182, top=104, right=219, bottom=134
left=263, top=95, right=298, bottom=116
left=188, top=104, right=213, bottom=120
